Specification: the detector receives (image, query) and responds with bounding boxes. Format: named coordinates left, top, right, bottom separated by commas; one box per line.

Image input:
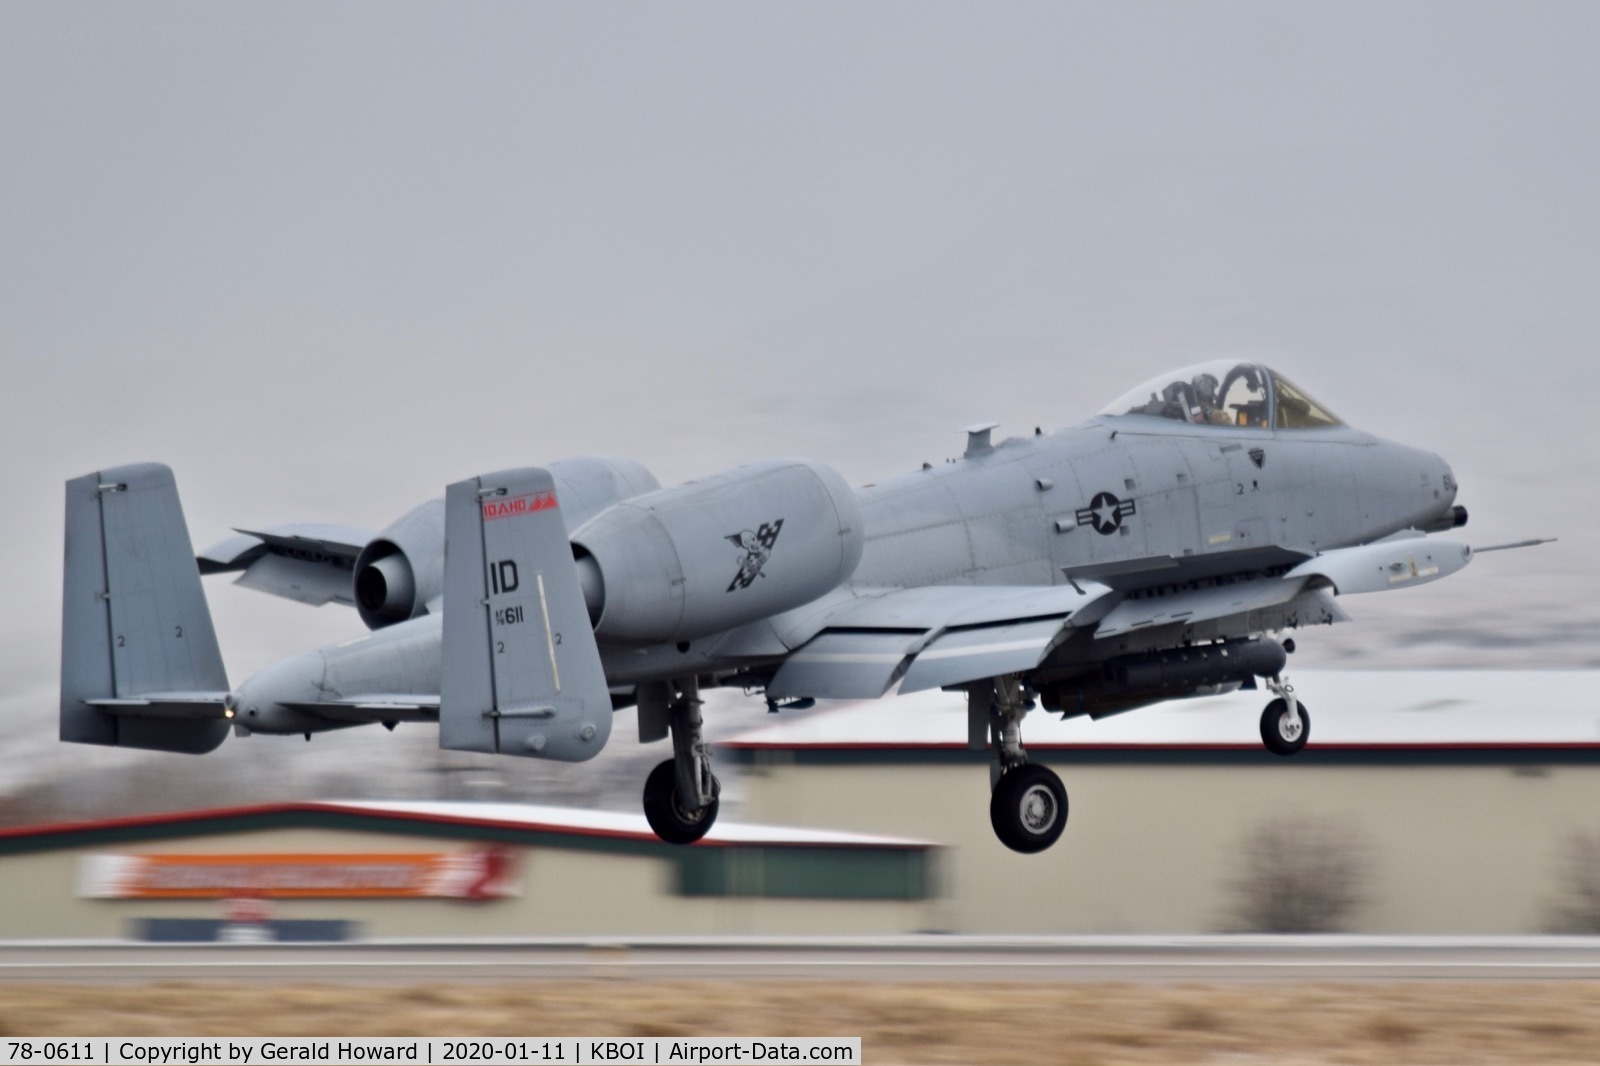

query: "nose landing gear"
left=1260, top=675, right=1310, bottom=756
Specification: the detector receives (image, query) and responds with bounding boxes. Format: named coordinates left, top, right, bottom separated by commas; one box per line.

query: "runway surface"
left=6, top=936, right=1600, bottom=983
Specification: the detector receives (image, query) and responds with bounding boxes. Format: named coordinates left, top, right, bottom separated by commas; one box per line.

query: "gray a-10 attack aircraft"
left=61, top=362, right=1547, bottom=852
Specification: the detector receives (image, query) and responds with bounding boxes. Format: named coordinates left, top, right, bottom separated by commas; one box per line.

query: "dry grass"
left=4, top=981, right=1600, bottom=1064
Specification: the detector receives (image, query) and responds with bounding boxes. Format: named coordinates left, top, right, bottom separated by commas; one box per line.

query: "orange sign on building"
left=77, top=849, right=517, bottom=900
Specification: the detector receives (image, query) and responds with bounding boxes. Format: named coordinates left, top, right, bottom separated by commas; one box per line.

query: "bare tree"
left=1226, top=815, right=1372, bottom=932
left=1546, top=830, right=1600, bottom=933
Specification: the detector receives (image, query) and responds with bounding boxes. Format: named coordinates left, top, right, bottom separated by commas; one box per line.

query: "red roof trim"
left=0, top=800, right=681, bottom=845
left=723, top=740, right=1600, bottom=752
left=0, top=801, right=925, bottom=850
left=304, top=802, right=664, bottom=845
left=0, top=801, right=320, bottom=841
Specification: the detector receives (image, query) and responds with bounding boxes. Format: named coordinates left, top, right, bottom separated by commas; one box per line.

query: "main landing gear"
left=1260, top=674, right=1310, bottom=756
left=642, top=677, right=721, bottom=844
left=979, top=676, right=1068, bottom=854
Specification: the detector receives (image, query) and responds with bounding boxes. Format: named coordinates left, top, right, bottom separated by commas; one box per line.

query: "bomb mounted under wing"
left=60, top=362, right=1551, bottom=852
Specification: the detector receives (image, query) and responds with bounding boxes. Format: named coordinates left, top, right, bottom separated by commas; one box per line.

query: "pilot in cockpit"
left=1191, top=372, right=1234, bottom=425
left=1104, top=361, right=1341, bottom=431
left=1219, top=364, right=1268, bottom=427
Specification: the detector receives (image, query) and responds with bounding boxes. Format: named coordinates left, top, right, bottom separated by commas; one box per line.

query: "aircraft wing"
left=765, top=584, right=1114, bottom=700
left=197, top=523, right=374, bottom=607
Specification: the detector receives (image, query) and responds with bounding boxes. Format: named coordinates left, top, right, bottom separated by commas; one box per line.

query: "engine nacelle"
left=354, top=499, right=445, bottom=629
left=354, top=457, right=661, bottom=630
left=573, top=458, right=864, bottom=645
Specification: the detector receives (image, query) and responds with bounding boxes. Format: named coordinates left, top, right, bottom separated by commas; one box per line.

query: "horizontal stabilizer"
left=440, top=467, right=612, bottom=761
left=277, top=697, right=439, bottom=724
left=86, top=695, right=230, bottom=720
left=61, top=464, right=231, bottom=754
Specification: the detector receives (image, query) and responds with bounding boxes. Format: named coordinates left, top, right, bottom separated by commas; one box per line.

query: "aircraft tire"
left=989, top=763, right=1068, bottom=853
left=642, top=758, right=720, bottom=844
left=1260, top=698, right=1310, bottom=756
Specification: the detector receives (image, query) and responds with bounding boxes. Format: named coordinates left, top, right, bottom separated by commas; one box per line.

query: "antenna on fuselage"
left=964, top=422, right=999, bottom=458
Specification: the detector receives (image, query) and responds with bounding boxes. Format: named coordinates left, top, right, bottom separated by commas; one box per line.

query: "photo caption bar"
left=0, top=1040, right=861, bottom=1066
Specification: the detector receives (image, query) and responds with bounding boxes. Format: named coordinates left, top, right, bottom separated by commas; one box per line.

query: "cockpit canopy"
left=1099, top=362, right=1343, bottom=430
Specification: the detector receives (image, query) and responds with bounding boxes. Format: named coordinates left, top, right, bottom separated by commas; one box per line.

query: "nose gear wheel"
left=1261, top=696, right=1311, bottom=756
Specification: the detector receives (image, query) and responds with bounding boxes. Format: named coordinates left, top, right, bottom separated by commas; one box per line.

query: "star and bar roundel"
left=1076, top=491, right=1136, bottom=535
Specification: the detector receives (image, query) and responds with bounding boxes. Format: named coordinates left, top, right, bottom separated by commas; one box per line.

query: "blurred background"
left=1, top=0, right=1596, bottom=826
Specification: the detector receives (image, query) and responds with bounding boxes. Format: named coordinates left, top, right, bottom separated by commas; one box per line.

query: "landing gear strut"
left=1260, top=674, right=1310, bottom=756
left=642, top=677, right=720, bottom=844
left=977, top=676, right=1068, bottom=854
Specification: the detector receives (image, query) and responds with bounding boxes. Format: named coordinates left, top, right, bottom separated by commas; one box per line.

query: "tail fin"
left=61, top=463, right=231, bottom=754
left=439, top=467, right=611, bottom=761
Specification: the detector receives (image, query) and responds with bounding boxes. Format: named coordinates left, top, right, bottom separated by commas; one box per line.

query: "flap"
left=765, top=583, right=1111, bottom=700
left=766, top=631, right=927, bottom=700
left=898, top=617, right=1067, bottom=694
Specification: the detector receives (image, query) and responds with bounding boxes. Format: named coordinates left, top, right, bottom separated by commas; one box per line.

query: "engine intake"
left=351, top=457, right=661, bottom=631
left=355, top=551, right=417, bottom=618
left=353, top=500, right=445, bottom=629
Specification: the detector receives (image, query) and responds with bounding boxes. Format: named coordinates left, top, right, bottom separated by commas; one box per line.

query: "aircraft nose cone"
left=1427, top=455, right=1468, bottom=530
left=1438, top=455, right=1459, bottom=503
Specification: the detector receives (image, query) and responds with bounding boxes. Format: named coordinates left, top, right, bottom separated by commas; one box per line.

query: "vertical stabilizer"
left=60, top=464, right=231, bottom=754
left=440, top=467, right=612, bottom=761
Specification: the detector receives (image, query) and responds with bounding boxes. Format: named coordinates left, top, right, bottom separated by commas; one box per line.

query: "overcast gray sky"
left=3, top=0, right=1597, bottom=738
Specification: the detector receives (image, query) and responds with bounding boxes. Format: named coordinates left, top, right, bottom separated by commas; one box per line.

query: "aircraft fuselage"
left=228, top=416, right=1457, bottom=734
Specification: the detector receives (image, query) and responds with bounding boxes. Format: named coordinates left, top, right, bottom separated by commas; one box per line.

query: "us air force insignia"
left=726, top=519, right=784, bottom=591
left=1076, top=492, right=1136, bottom=536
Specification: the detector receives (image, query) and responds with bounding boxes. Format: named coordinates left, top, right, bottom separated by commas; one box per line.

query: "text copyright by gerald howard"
left=0, top=1040, right=861, bottom=1066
